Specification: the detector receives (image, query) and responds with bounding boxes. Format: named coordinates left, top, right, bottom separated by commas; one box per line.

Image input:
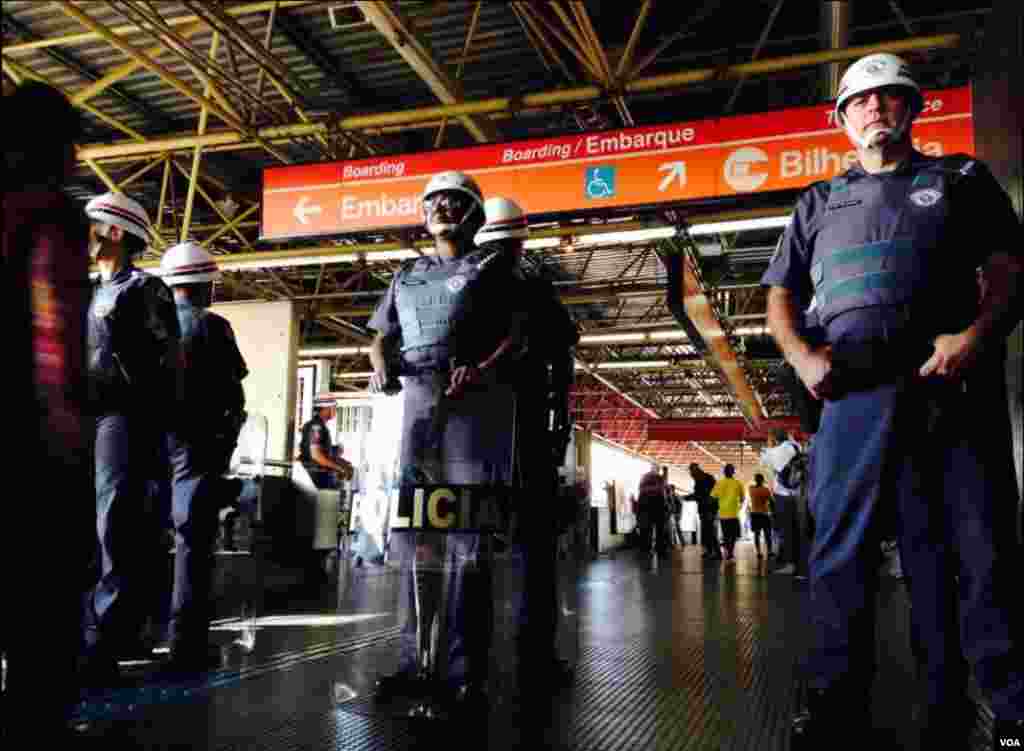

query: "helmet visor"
left=423, top=190, right=475, bottom=219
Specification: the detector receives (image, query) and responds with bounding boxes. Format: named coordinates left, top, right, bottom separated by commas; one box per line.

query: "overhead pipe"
left=76, top=32, right=961, bottom=161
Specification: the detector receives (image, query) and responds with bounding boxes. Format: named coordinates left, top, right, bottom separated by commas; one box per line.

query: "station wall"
left=212, top=300, right=299, bottom=463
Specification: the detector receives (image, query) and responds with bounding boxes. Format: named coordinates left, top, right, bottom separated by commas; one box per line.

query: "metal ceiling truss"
left=1, top=1, right=981, bottom=461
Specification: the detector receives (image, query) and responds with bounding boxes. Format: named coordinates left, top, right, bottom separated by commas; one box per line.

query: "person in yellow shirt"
left=711, top=464, right=746, bottom=561
left=747, top=473, right=774, bottom=559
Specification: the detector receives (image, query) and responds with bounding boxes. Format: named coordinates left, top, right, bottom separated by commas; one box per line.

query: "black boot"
left=792, top=685, right=871, bottom=749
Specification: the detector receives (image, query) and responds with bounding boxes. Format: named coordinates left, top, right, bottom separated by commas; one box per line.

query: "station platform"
left=70, top=542, right=996, bottom=750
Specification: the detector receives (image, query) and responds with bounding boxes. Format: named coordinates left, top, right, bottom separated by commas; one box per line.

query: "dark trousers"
left=166, top=434, right=233, bottom=652
left=773, top=493, right=799, bottom=566
left=699, top=511, right=719, bottom=556
left=643, top=508, right=670, bottom=555
left=720, top=518, right=741, bottom=555
left=750, top=512, right=773, bottom=553
left=808, top=378, right=1024, bottom=724
left=84, top=414, right=165, bottom=657
left=514, top=519, right=560, bottom=668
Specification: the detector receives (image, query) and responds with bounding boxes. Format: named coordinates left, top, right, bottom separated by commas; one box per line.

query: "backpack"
left=777, top=442, right=808, bottom=492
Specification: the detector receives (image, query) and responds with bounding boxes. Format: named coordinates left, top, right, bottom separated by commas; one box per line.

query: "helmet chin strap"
left=426, top=201, right=480, bottom=241
left=843, top=108, right=914, bottom=151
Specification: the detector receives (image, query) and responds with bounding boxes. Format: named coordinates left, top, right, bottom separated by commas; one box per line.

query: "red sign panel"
left=261, top=86, right=973, bottom=240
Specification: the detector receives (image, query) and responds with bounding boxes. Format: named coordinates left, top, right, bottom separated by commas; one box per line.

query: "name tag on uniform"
left=826, top=198, right=863, bottom=212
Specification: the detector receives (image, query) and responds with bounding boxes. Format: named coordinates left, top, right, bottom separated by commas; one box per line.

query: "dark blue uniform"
left=369, top=248, right=521, bottom=688
left=510, top=272, right=579, bottom=679
left=84, top=265, right=180, bottom=661
left=762, top=151, right=1024, bottom=729
left=166, top=301, right=247, bottom=655
left=298, top=414, right=337, bottom=490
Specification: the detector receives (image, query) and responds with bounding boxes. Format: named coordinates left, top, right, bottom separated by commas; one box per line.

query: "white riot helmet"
left=421, top=170, right=484, bottom=238
left=475, top=197, right=528, bottom=246
left=834, top=53, right=923, bottom=149
left=160, top=241, right=221, bottom=286
left=85, top=191, right=151, bottom=247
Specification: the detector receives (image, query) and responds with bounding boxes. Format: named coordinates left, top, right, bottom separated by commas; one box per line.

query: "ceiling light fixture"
left=572, top=227, right=677, bottom=246
left=686, top=216, right=790, bottom=236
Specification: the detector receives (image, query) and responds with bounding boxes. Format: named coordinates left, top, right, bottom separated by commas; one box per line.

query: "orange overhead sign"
left=261, top=86, right=973, bottom=240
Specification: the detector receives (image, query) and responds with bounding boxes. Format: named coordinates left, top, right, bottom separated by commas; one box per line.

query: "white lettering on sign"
left=780, top=147, right=859, bottom=179
left=998, top=739, right=1021, bottom=747
left=780, top=140, right=944, bottom=179
left=585, top=127, right=696, bottom=156
left=343, top=161, right=406, bottom=179
left=340, top=193, right=422, bottom=220
left=826, top=95, right=946, bottom=127
left=502, top=143, right=572, bottom=163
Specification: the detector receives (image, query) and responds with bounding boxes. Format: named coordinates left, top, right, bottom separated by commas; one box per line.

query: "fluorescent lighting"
left=523, top=237, right=561, bottom=250
left=335, top=371, right=374, bottom=379
left=687, top=216, right=790, bottom=236
left=579, top=333, right=647, bottom=344
left=362, top=248, right=421, bottom=260
left=576, top=359, right=672, bottom=370
left=647, top=330, right=689, bottom=341
left=733, top=325, right=769, bottom=336
left=573, top=227, right=676, bottom=246
left=299, top=346, right=368, bottom=357
left=217, top=248, right=420, bottom=271
left=578, top=329, right=689, bottom=345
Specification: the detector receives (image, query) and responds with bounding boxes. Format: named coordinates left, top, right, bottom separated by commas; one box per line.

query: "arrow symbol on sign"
left=294, top=195, right=322, bottom=225
left=658, top=161, right=687, bottom=191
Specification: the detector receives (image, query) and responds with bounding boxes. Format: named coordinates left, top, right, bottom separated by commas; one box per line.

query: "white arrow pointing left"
left=294, top=195, right=322, bottom=225
left=658, top=161, right=687, bottom=192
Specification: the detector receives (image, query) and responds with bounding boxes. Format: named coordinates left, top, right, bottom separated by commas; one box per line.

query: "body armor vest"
left=394, top=249, right=499, bottom=368
left=810, top=154, right=977, bottom=328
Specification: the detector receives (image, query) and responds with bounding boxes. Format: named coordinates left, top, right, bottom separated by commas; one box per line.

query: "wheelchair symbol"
left=585, top=166, right=615, bottom=199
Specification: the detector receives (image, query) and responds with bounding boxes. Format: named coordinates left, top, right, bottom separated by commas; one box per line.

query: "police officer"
left=368, top=171, right=522, bottom=706
left=763, top=54, right=1024, bottom=748
left=474, top=196, right=579, bottom=688
left=82, top=192, right=181, bottom=683
left=159, top=242, right=250, bottom=672
left=299, top=397, right=354, bottom=487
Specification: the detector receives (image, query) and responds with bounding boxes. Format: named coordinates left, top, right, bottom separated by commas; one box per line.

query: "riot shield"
left=334, top=368, right=564, bottom=727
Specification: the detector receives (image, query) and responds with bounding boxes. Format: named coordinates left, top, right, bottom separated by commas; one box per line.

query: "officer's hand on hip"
left=792, top=345, right=835, bottom=400
left=446, top=365, right=480, bottom=398
left=370, top=368, right=400, bottom=395
left=919, top=329, right=980, bottom=381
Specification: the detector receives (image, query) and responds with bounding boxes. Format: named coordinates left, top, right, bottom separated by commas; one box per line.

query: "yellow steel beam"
left=355, top=1, right=498, bottom=143
left=2, top=55, right=148, bottom=142
left=75, top=31, right=960, bottom=161
left=116, top=156, right=167, bottom=191
left=4, top=1, right=317, bottom=54
left=57, top=1, right=292, bottom=165
left=616, top=0, right=655, bottom=79
left=155, top=157, right=172, bottom=233
left=181, top=33, right=221, bottom=243
left=71, top=22, right=205, bottom=105
left=199, top=204, right=261, bottom=249
left=171, top=160, right=253, bottom=250
left=520, top=3, right=603, bottom=80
